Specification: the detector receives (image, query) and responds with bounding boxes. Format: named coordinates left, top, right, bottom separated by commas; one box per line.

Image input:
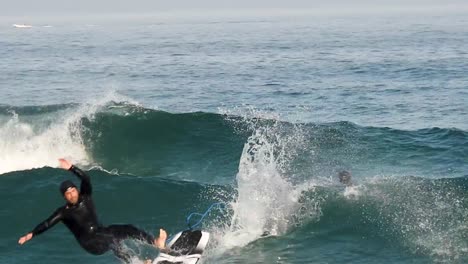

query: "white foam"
left=343, top=185, right=361, bottom=199
left=0, top=110, right=88, bottom=174
left=0, top=91, right=137, bottom=174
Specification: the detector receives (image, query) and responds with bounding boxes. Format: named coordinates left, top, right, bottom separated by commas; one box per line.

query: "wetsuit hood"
left=60, top=180, right=77, bottom=195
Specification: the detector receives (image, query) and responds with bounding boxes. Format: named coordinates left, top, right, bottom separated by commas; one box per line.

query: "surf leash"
left=163, top=202, right=226, bottom=244
left=186, top=202, right=226, bottom=230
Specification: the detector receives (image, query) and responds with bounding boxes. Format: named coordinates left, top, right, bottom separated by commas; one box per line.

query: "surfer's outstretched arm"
left=59, top=158, right=92, bottom=195
left=18, top=208, right=63, bottom=245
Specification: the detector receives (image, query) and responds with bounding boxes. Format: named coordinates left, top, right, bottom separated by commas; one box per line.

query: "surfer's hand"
left=18, top=233, right=33, bottom=245
left=58, top=158, right=72, bottom=170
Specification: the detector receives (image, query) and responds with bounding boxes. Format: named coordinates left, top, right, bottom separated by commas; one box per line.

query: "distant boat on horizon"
left=13, top=24, right=33, bottom=28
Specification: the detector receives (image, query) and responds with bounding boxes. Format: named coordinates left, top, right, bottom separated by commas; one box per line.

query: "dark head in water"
left=338, top=170, right=352, bottom=186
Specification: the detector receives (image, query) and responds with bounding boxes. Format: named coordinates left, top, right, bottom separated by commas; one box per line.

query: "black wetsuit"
left=30, top=166, right=154, bottom=262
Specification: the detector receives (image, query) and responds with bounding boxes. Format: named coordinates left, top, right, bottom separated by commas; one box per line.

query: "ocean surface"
left=1, top=11, right=467, bottom=264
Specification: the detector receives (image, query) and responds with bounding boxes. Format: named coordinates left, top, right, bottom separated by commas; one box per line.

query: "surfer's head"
left=60, top=180, right=79, bottom=204
left=338, top=170, right=352, bottom=185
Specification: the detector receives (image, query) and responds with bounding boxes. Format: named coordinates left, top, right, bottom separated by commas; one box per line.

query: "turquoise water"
left=1, top=12, right=467, bottom=264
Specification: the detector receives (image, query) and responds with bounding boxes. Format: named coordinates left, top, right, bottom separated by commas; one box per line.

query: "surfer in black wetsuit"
left=18, top=159, right=167, bottom=263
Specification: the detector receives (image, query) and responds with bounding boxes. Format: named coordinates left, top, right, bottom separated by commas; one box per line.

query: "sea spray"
left=211, top=112, right=321, bottom=251
left=359, top=176, right=468, bottom=262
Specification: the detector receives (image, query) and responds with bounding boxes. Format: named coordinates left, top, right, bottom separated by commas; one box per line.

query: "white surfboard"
left=153, top=230, right=210, bottom=264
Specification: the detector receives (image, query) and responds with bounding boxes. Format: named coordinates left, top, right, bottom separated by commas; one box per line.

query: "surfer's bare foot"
left=154, top=229, right=167, bottom=249
left=143, top=260, right=152, bottom=264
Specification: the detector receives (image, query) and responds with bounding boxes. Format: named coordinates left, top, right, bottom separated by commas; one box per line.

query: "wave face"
left=1, top=102, right=466, bottom=179
left=1, top=102, right=467, bottom=263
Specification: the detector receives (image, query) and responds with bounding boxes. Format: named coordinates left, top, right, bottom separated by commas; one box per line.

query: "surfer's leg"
left=95, top=227, right=142, bottom=263
left=105, top=225, right=168, bottom=249
left=105, top=224, right=155, bottom=245
left=79, top=235, right=112, bottom=255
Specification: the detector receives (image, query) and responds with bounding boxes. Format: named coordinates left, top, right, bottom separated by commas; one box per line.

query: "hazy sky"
left=1, top=0, right=468, bottom=16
